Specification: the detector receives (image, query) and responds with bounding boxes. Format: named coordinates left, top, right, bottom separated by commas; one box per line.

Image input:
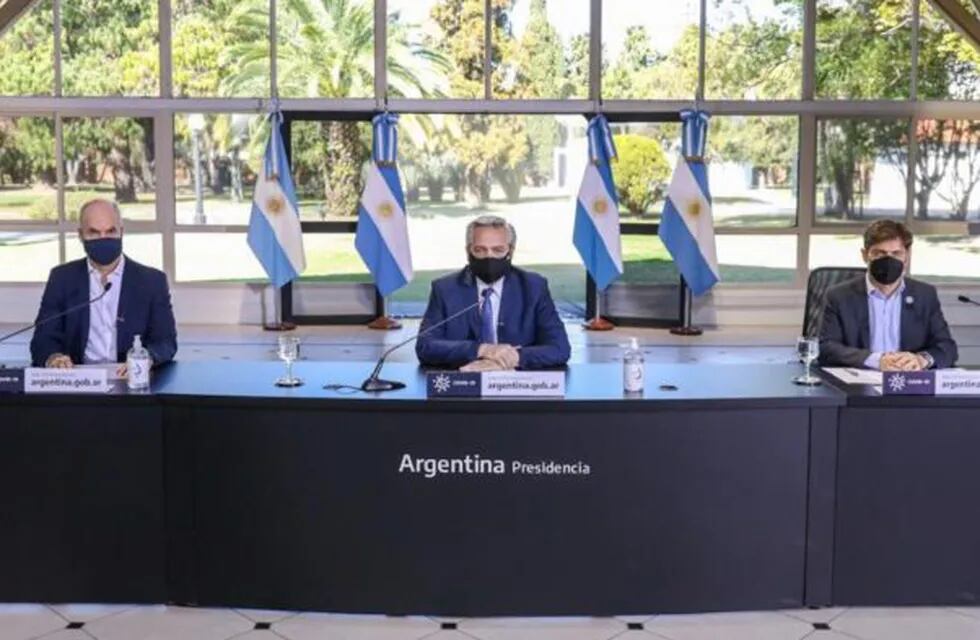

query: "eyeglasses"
left=470, top=246, right=510, bottom=259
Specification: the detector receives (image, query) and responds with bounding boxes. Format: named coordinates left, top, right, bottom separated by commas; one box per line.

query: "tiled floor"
left=3, top=605, right=980, bottom=640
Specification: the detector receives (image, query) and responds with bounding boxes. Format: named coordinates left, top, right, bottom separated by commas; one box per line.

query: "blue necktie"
left=480, top=288, right=495, bottom=344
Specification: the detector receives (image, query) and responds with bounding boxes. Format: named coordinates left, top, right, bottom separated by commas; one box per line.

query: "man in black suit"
left=818, top=219, right=957, bottom=371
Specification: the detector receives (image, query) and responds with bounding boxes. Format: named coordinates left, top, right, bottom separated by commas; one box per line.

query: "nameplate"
left=882, top=371, right=935, bottom=395
left=24, top=367, right=111, bottom=394
left=427, top=371, right=566, bottom=398
left=935, top=370, right=980, bottom=396
left=0, top=368, right=25, bottom=394
left=883, top=370, right=980, bottom=396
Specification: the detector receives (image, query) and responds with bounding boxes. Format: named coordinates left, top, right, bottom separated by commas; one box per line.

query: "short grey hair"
left=78, top=198, right=123, bottom=228
left=465, top=215, right=516, bottom=250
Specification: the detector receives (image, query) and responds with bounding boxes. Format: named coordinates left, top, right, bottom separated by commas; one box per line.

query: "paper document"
left=822, top=367, right=883, bottom=386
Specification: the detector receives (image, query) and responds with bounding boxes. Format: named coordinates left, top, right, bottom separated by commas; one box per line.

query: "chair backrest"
left=802, top=266, right=866, bottom=338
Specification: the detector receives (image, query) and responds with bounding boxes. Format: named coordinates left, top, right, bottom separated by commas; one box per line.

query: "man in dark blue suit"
left=416, top=215, right=571, bottom=370
left=818, top=219, right=957, bottom=370
left=30, top=199, right=177, bottom=370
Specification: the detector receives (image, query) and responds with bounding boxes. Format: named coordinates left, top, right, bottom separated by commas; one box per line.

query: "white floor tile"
left=831, top=607, right=980, bottom=640
left=0, top=604, right=67, bottom=640
left=647, top=611, right=813, bottom=640
left=457, top=616, right=624, bottom=640
left=233, top=609, right=297, bottom=624
left=951, top=608, right=980, bottom=622
left=781, top=608, right=848, bottom=625
left=226, top=632, right=280, bottom=640
left=47, top=604, right=135, bottom=624
left=30, top=631, right=91, bottom=640
left=273, top=613, right=439, bottom=640
left=83, top=605, right=253, bottom=640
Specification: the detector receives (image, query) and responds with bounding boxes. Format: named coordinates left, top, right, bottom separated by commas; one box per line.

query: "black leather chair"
left=802, top=266, right=866, bottom=338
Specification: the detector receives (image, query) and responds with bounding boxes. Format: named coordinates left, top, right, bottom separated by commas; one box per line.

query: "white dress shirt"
left=84, top=256, right=125, bottom=364
left=476, top=275, right=504, bottom=344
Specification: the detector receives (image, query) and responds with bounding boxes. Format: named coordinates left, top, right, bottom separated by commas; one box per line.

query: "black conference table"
left=1, top=360, right=843, bottom=616
left=822, top=376, right=980, bottom=607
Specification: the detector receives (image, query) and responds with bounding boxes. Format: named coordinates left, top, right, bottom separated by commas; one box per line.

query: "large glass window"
left=716, top=235, right=797, bottom=283
left=0, top=0, right=54, bottom=96
left=62, top=117, right=157, bottom=222
left=175, top=113, right=266, bottom=225
left=387, top=0, right=466, bottom=98
left=494, top=0, right=588, bottom=99
left=0, top=117, right=57, bottom=222
left=816, top=118, right=908, bottom=224
left=277, top=0, right=374, bottom=99
left=290, top=120, right=372, bottom=221
left=0, top=233, right=59, bottom=282
left=917, top=1, right=980, bottom=101
left=602, top=0, right=699, bottom=99
left=172, top=0, right=270, bottom=97
left=913, top=120, right=980, bottom=222
left=175, top=232, right=263, bottom=281
left=912, top=236, right=980, bottom=283
left=61, top=0, right=160, bottom=97
left=705, top=0, right=803, bottom=100
left=815, top=0, right=912, bottom=100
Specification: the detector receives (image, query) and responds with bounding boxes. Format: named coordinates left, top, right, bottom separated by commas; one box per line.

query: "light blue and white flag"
left=659, top=109, right=719, bottom=296
left=355, top=112, right=413, bottom=297
left=573, top=115, right=623, bottom=291
left=247, top=111, right=306, bottom=288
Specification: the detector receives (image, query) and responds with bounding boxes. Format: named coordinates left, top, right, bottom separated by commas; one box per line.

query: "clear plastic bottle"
left=126, top=334, right=152, bottom=391
left=623, top=336, right=644, bottom=393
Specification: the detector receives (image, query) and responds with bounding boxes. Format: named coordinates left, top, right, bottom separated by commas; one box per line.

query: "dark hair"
left=863, top=220, right=913, bottom=250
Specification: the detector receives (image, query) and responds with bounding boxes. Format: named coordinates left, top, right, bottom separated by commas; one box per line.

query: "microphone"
left=358, top=298, right=483, bottom=392
left=0, top=282, right=113, bottom=348
left=958, top=295, right=980, bottom=307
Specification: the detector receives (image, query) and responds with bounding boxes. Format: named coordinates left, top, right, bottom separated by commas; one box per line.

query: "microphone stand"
left=360, top=298, right=482, bottom=392
left=0, top=282, right=113, bottom=346
left=958, top=295, right=980, bottom=307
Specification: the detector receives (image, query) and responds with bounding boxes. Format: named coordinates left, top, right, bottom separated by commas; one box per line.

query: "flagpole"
left=670, top=277, right=702, bottom=336
left=583, top=284, right=615, bottom=331
left=368, top=293, right=402, bottom=330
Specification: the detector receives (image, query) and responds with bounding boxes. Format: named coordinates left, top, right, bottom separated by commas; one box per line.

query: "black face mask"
left=869, top=255, right=905, bottom=286
left=468, top=254, right=511, bottom=283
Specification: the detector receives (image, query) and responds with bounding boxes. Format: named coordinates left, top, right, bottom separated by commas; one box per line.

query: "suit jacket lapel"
left=116, top=257, right=135, bottom=358
left=497, top=272, right=521, bottom=344
left=899, top=281, right=914, bottom=351
left=459, top=269, right=481, bottom=340
left=77, top=260, right=91, bottom=361
left=854, top=278, right=870, bottom=349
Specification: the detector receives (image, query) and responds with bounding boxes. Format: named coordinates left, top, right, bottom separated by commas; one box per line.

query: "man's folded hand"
left=477, top=343, right=520, bottom=369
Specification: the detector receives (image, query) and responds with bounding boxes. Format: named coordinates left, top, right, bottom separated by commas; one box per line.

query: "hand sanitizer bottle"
left=127, top=334, right=152, bottom=391
left=623, top=336, right=644, bottom=393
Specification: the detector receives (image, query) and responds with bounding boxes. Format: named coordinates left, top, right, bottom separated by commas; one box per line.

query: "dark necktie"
left=480, top=288, right=495, bottom=344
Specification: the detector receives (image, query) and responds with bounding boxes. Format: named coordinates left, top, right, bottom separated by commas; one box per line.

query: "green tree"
left=0, top=0, right=54, bottom=96
left=515, top=0, right=566, bottom=184
left=611, top=135, right=670, bottom=215
left=604, top=26, right=657, bottom=99
left=431, top=0, right=531, bottom=204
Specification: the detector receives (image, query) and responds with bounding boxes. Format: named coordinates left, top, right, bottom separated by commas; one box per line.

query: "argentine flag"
left=355, top=113, right=413, bottom=297
left=659, top=109, right=720, bottom=296
left=247, top=111, right=306, bottom=288
left=573, top=115, right=623, bottom=291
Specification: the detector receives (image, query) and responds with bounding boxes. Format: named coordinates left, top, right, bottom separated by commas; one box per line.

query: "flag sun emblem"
left=266, top=194, right=285, bottom=215
left=433, top=374, right=452, bottom=393
left=592, top=197, right=608, bottom=215
left=686, top=200, right=701, bottom=216
left=378, top=201, right=395, bottom=218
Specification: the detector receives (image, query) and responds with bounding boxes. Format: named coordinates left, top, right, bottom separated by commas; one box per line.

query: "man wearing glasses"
left=819, top=219, right=957, bottom=371
left=30, top=198, right=177, bottom=371
left=416, top=215, right=571, bottom=371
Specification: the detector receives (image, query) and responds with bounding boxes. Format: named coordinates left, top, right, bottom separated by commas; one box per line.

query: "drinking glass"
left=793, top=336, right=822, bottom=386
left=275, top=335, right=303, bottom=387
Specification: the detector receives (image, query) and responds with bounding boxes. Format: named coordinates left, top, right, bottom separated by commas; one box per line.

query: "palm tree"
left=222, top=0, right=448, bottom=218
